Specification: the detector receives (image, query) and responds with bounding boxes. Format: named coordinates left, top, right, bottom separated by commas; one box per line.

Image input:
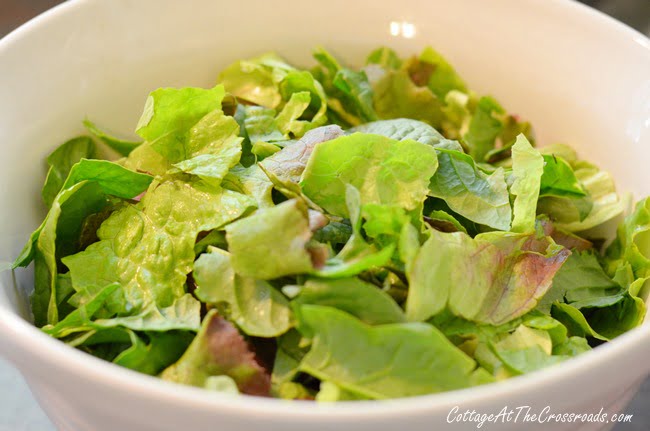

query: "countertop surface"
left=1, top=1, right=649, bottom=430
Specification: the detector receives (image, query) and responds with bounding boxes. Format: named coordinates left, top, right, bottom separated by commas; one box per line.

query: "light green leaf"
left=218, top=53, right=293, bottom=108
left=294, top=278, right=405, bottom=325
left=173, top=143, right=241, bottom=186
left=63, top=179, right=255, bottom=314
left=510, top=134, right=544, bottom=233
left=417, top=46, right=467, bottom=99
left=462, top=96, right=504, bottom=161
left=605, top=198, right=650, bottom=278
left=222, top=164, right=274, bottom=209
left=366, top=47, right=402, bottom=70
left=349, top=118, right=462, bottom=151
left=429, top=149, right=511, bottom=230
left=193, top=247, right=291, bottom=337
left=225, top=199, right=312, bottom=279
left=295, top=305, right=493, bottom=399
left=371, top=70, right=443, bottom=127
left=538, top=160, right=623, bottom=232
left=135, top=86, right=226, bottom=162
left=301, top=133, right=438, bottom=218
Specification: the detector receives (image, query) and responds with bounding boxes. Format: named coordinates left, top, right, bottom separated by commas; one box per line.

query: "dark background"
left=0, top=0, right=648, bottom=430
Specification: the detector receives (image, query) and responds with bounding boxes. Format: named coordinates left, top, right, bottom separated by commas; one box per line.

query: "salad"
left=12, top=46, right=649, bottom=401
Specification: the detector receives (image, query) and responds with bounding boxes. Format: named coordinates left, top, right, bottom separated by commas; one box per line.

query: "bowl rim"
left=1, top=0, right=649, bottom=420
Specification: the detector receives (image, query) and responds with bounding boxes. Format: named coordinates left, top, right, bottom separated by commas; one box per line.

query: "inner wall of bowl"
left=0, top=0, right=648, bottom=320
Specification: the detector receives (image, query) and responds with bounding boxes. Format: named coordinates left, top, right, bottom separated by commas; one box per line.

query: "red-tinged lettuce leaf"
left=406, top=229, right=570, bottom=325
left=259, top=124, right=344, bottom=185
left=538, top=219, right=593, bottom=252
left=161, top=310, right=271, bottom=396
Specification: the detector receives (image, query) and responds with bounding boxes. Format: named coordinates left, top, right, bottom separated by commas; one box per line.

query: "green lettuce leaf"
left=429, top=149, right=511, bottom=230
left=222, top=164, right=274, bottom=209
left=135, top=86, right=226, bottom=162
left=41, top=136, right=98, bottom=207
left=462, top=96, right=504, bottom=161
left=539, top=154, right=586, bottom=198
left=366, top=47, right=402, bottom=70
left=83, top=119, right=141, bottom=157
left=406, top=229, right=570, bottom=324
left=113, top=330, right=194, bottom=375
left=295, top=305, right=493, bottom=399
left=63, top=178, right=255, bottom=314
left=314, top=48, right=377, bottom=125
left=413, top=46, right=467, bottom=99
left=510, top=135, right=544, bottom=233
left=537, top=160, right=623, bottom=232
left=293, top=278, right=405, bottom=325
left=219, top=54, right=327, bottom=136
left=349, top=118, right=462, bottom=151
left=18, top=159, right=153, bottom=325
left=218, top=53, right=293, bottom=108
left=62, top=159, right=153, bottom=198
left=300, top=133, right=438, bottom=218
left=193, top=247, right=291, bottom=337
left=371, top=70, right=443, bottom=128
left=538, top=251, right=622, bottom=314
left=605, top=198, right=650, bottom=278
left=161, top=310, right=271, bottom=396
left=225, top=199, right=313, bottom=279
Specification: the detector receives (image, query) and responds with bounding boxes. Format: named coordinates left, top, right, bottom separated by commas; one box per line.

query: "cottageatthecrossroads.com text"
left=447, top=406, right=633, bottom=428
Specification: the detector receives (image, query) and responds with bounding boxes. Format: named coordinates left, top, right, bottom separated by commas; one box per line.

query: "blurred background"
left=0, top=0, right=649, bottom=430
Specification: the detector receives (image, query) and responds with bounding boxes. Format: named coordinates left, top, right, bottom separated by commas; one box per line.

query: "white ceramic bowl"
left=1, top=1, right=649, bottom=430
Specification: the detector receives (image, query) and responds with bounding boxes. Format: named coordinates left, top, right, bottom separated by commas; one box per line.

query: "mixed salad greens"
left=12, top=46, right=650, bottom=401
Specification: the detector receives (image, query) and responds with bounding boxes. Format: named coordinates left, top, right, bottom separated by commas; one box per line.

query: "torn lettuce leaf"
left=193, top=247, right=291, bottom=337
left=225, top=199, right=313, bottom=279
left=295, top=305, right=493, bottom=399
left=510, top=134, right=544, bottom=233
left=300, top=133, right=438, bottom=218
left=63, top=178, right=255, bottom=315
left=136, top=86, right=226, bottom=162
left=539, top=154, right=586, bottom=198
left=429, top=149, right=511, bottom=230
left=41, top=136, right=98, bottom=208
left=349, top=118, right=462, bottom=151
left=83, top=119, right=141, bottom=157
left=293, top=278, right=405, bottom=325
